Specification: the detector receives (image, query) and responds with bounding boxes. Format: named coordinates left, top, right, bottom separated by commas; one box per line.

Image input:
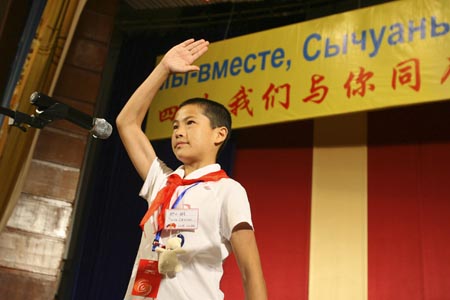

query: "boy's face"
left=171, top=104, right=225, bottom=166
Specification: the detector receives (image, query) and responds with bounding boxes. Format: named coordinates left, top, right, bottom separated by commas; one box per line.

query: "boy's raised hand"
left=161, top=38, right=209, bottom=74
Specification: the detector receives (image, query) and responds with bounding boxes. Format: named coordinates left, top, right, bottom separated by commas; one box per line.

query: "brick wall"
left=0, top=0, right=118, bottom=299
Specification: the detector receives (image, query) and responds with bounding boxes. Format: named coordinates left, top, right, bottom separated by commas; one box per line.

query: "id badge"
left=164, top=209, right=199, bottom=230
left=132, top=259, right=162, bottom=298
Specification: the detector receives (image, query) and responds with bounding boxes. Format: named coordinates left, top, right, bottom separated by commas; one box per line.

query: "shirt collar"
left=172, top=164, right=221, bottom=180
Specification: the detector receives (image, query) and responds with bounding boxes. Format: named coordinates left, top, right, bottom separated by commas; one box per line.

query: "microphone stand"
left=0, top=92, right=88, bottom=132
left=0, top=106, right=51, bottom=132
left=2, top=93, right=112, bottom=139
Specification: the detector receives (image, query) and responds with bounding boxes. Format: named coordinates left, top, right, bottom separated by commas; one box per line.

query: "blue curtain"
left=0, top=0, right=46, bottom=124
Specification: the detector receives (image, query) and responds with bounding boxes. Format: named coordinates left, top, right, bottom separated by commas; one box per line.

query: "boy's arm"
left=231, top=223, right=268, bottom=300
left=116, top=39, right=209, bottom=180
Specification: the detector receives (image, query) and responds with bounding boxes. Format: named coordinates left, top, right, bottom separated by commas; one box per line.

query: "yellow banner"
left=145, top=0, right=450, bottom=140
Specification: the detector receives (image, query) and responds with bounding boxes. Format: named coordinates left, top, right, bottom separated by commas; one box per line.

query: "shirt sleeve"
left=219, top=179, right=254, bottom=241
left=139, top=158, right=172, bottom=204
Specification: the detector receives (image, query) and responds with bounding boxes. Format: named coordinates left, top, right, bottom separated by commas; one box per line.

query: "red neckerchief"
left=139, top=169, right=229, bottom=232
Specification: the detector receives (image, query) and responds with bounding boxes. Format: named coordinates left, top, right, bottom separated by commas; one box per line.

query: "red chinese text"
left=392, top=58, right=421, bottom=91
left=228, top=86, right=254, bottom=117
left=262, top=83, right=291, bottom=110
left=303, top=74, right=328, bottom=104
left=343, top=67, right=375, bottom=98
left=159, top=105, right=179, bottom=122
left=441, top=57, right=450, bottom=85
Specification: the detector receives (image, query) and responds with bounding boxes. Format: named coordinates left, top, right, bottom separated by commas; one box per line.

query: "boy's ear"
left=214, top=126, right=228, bottom=145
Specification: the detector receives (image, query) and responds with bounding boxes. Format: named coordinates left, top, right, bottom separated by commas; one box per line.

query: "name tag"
left=165, top=209, right=199, bottom=230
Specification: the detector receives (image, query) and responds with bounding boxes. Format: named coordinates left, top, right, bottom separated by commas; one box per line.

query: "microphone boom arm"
left=36, top=103, right=93, bottom=130
left=0, top=106, right=51, bottom=132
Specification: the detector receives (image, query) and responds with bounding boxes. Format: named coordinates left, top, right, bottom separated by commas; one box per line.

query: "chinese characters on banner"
left=159, top=56, right=448, bottom=122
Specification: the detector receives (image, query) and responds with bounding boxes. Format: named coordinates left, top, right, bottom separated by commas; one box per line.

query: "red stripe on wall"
left=221, top=121, right=313, bottom=299
left=368, top=101, right=450, bottom=300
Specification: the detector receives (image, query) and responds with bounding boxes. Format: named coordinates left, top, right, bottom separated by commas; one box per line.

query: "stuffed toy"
left=156, top=235, right=186, bottom=276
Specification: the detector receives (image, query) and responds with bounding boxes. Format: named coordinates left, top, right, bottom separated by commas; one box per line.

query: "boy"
left=116, top=38, right=267, bottom=300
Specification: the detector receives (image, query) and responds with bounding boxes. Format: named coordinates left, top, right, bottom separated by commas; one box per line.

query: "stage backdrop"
left=220, top=100, right=450, bottom=300
left=145, top=0, right=449, bottom=140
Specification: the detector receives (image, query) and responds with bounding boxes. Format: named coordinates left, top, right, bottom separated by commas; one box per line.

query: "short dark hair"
left=179, top=97, right=232, bottom=151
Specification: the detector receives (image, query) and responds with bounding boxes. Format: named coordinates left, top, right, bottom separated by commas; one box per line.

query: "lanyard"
left=152, top=182, right=200, bottom=251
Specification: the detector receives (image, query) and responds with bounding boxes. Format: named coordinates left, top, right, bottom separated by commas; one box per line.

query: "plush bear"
left=156, top=236, right=186, bottom=276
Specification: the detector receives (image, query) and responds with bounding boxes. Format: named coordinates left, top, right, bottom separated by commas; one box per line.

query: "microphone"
left=29, top=92, right=113, bottom=139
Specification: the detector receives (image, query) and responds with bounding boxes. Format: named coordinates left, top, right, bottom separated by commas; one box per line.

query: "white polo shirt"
left=124, top=158, right=253, bottom=300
